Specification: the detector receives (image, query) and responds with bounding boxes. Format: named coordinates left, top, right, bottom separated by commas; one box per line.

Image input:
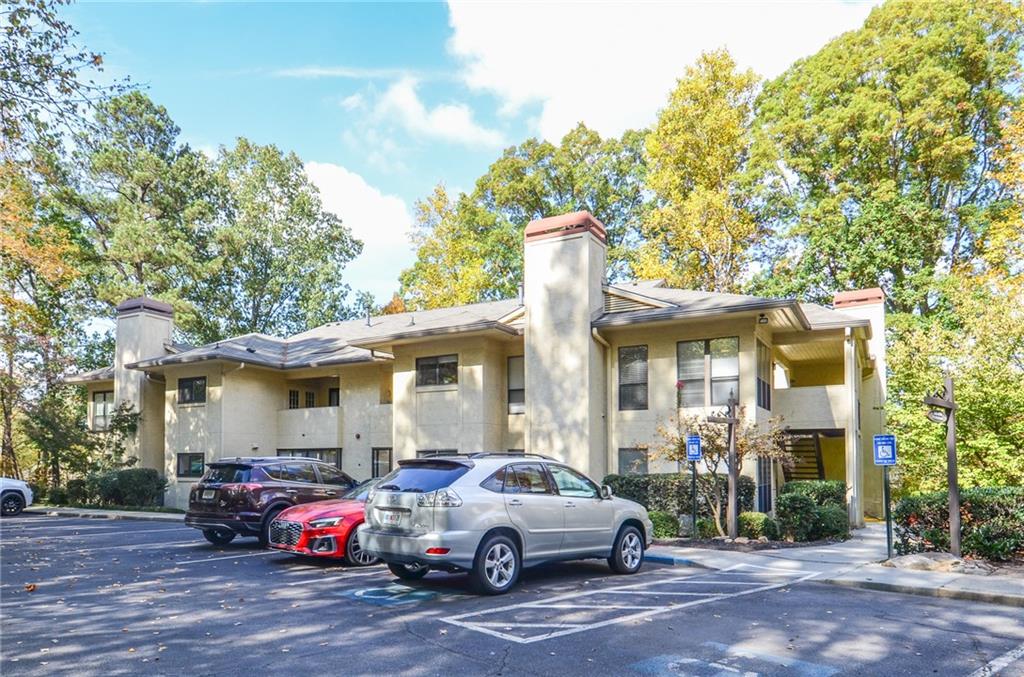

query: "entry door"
left=547, top=464, right=614, bottom=554
left=503, top=463, right=564, bottom=560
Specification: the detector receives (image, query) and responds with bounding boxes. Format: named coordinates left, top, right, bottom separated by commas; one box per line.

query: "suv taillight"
left=416, top=488, right=462, bottom=508
left=220, top=483, right=261, bottom=496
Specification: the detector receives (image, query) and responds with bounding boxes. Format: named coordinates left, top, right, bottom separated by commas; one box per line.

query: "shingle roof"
left=64, top=365, right=115, bottom=384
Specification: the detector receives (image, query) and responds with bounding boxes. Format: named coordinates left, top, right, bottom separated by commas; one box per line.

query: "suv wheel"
left=203, top=528, right=236, bottom=546
left=471, top=534, right=520, bottom=595
left=259, top=507, right=285, bottom=547
left=1, top=491, right=25, bottom=517
left=608, top=525, right=644, bottom=574
left=344, top=529, right=379, bottom=567
left=387, top=562, right=428, bottom=580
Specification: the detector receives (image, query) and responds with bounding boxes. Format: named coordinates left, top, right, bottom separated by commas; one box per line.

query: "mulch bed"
left=653, top=537, right=845, bottom=552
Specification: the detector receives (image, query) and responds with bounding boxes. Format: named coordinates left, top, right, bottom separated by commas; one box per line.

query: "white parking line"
left=442, top=565, right=816, bottom=644
left=969, top=642, right=1024, bottom=677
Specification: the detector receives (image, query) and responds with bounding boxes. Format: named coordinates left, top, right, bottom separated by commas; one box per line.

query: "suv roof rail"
left=467, top=452, right=555, bottom=460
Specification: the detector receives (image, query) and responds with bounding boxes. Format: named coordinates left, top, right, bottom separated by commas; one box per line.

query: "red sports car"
left=267, top=479, right=380, bottom=566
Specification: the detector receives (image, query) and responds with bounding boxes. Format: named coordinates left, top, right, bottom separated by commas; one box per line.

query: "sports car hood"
left=278, top=499, right=365, bottom=523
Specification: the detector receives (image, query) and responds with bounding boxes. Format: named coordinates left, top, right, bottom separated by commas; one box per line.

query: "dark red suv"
left=185, top=457, right=356, bottom=546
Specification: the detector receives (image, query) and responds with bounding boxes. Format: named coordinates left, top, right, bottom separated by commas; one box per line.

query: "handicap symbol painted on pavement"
left=341, top=583, right=441, bottom=607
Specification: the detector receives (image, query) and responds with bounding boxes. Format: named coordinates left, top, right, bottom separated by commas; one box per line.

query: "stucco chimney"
left=114, top=297, right=173, bottom=470
left=522, top=211, right=608, bottom=476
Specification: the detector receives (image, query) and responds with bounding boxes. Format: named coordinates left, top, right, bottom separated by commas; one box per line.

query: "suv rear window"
left=203, top=464, right=252, bottom=484
left=378, top=462, right=470, bottom=493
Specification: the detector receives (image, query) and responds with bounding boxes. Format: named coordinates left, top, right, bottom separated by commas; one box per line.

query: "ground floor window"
left=416, top=449, right=457, bottom=458
left=277, top=448, right=342, bottom=469
left=618, top=448, right=648, bottom=475
left=92, top=390, right=113, bottom=431
left=177, top=453, right=205, bottom=478
left=756, top=456, right=773, bottom=513
left=372, top=448, right=392, bottom=478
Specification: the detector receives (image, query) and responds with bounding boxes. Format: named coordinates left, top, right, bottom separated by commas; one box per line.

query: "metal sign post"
left=707, top=398, right=739, bottom=539
left=686, top=435, right=702, bottom=538
left=873, top=434, right=897, bottom=560
left=924, top=376, right=960, bottom=558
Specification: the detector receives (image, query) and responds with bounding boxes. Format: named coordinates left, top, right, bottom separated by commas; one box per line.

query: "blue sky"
left=67, top=1, right=878, bottom=305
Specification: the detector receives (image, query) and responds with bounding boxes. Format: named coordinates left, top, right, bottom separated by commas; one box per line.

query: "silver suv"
left=357, top=453, right=653, bottom=595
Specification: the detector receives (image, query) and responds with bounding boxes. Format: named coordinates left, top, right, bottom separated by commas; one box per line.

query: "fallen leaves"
left=24, top=583, right=37, bottom=592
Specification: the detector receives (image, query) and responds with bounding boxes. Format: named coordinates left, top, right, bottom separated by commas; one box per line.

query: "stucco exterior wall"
left=163, top=364, right=223, bottom=508
left=115, top=309, right=171, bottom=471
left=338, top=363, right=393, bottom=480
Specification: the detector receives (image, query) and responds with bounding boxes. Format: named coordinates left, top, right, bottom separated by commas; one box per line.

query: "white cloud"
left=305, top=161, right=414, bottom=303
left=447, top=0, right=879, bottom=140
left=376, top=76, right=505, bottom=148
left=340, top=93, right=365, bottom=111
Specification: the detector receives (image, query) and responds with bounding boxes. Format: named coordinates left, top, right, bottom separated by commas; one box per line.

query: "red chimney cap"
left=525, top=211, right=606, bottom=244
left=833, top=288, right=885, bottom=308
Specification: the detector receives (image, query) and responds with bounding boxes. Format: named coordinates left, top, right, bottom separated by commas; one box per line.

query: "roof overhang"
left=592, top=299, right=812, bottom=331
left=63, top=365, right=115, bottom=385
left=347, top=321, right=522, bottom=350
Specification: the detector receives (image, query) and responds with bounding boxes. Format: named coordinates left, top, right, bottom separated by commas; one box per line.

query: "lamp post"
left=708, top=396, right=739, bottom=539
left=923, top=375, right=960, bottom=558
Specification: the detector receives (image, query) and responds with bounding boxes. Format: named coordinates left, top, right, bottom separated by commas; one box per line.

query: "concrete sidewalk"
left=647, top=523, right=1024, bottom=608
left=24, top=505, right=184, bottom=522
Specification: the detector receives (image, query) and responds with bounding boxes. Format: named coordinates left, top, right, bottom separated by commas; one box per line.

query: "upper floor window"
left=416, top=354, right=458, bottom=387
left=288, top=389, right=299, bottom=409
left=618, top=345, right=648, bottom=410
left=92, top=390, right=113, bottom=431
left=507, top=356, right=525, bottom=414
left=305, top=391, right=316, bottom=408
left=756, top=340, right=772, bottom=410
left=178, top=376, right=207, bottom=405
left=676, top=337, right=739, bottom=408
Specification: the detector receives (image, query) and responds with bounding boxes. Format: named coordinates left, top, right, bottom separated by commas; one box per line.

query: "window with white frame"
left=618, top=448, right=649, bottom=475
left=416, top=354, right=458, bottom=387
left=676, top=337, right=740, bottom=407
left=92, top=390, right=114, bottom=431
left=507, top=356, right=525, bottom=414
left=618, top=345, right=648, bottom=411
left=178, top=376, right=206, bottom=405
left=756, top=340, right=772, bottom=410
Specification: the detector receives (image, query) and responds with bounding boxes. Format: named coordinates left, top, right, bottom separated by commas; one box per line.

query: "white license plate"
left=381, top=511, right=401, bottom=526
left=202, top=489, right=215, bottom=500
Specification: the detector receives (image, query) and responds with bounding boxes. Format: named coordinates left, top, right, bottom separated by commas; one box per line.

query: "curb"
left=644, top=553, right=712, bottom=569
left=24, top=508, right=184, bottom=523
left=821, top=577, right=1024, bottom=608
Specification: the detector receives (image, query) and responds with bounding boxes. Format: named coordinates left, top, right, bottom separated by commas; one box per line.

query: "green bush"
left=738, top=511, right=778, bottom=540
left=894, top=486, right=1024, bottom=561
left=27, top=482, right=47, bottom=503
left=84, top=469, right=166, bottom=507
left=65, top=479, right=88, bottom=504
left=811, top=505, right=850, bottom=540
left=696, top=518, right=717, bottom=538
left=776, top=493, right=816, bottom=542
left=47, top=486, right=68, bottom=505
left=649, top=510, right=681, bottom=539
left=780, top=480, right=846, bottom=508
left=602, top=473, right=755, bottom=519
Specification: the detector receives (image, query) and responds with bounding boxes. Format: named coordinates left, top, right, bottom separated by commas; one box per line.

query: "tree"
left=190, top=138, right=363, bottom=341
left=651, top=406, right=790, bottom=536
left=750, top=0, right=1024, bottom=313
left=639, top=49, right=765, bottom=292
left=1, top=0, right=128, bottom=158
left=887, top=272, right=1024, bottom=495
left=399, top=124, right=648, bottom=308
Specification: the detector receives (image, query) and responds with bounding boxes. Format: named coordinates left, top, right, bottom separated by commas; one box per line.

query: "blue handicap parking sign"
left=686, top=434, right=702, bottom=462
left=873, top=434, right=897, bottom=466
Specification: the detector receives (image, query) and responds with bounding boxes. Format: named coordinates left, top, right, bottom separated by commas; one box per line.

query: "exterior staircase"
left=782, top=431, right=825, bottom=481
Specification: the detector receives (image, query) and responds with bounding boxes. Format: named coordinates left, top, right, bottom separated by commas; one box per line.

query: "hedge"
left=776, top=494, right=849, bottom=542
left=649, top=510, right=681, bottom=538
left=780, top=480, right=846, bottom=508
left=602, top=473, right=755, bottom=520
left=738, top=511, right=778, bottom=540
left=894, top=486, right=1024, bottom=561
left=84, top=469, right=167, bottom=507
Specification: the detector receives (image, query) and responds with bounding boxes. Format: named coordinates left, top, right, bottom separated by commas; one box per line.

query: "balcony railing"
left=276, top=406, right=341, bottom=449
left=773, top=384, right=848, bottom=430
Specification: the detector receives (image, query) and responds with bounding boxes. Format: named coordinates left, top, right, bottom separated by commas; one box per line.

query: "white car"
left=1, top=477, right=33, bottom=517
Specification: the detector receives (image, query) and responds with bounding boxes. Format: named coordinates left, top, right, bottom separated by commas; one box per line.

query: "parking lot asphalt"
left=2, top=515, right=1023, bottom=677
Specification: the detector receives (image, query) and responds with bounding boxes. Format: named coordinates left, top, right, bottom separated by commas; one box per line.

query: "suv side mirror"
left=600, top=485, right=614, bottom=500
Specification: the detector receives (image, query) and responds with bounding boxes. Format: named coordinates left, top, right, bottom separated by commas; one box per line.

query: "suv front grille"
left=269, top=520, right=303, bottom=546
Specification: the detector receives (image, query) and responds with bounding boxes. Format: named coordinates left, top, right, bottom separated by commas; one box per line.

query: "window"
left=416, top=354, right=458, bottom=387
left=328, top=388, right=340, bottom=407
left=317, top=464, right=354, bottom=487
left=507, top=356, right=525, bottom=414
left=756, top=340, right=772, bottom=410
left=756, top=457, right=773, bottom=513
left=177, top=453, right=204, bottom=478
left=618, top=448, right=649, bottom=475
left=676, top=341, right=705, bottom=408
left=201, top=463, right=252, bottom=483
left=548, top=465, right=599, bottom=499
left=305, top=391, right=315, bottom=408
left=507, top=463, right=553, bottom=494
left=480, top=465, right=511, bottom=493
left=372, top=448, right=392, bottom=478
left=710, top=337, right=739, bottom=405
left=416, top=449, right=458, bottom=458
left=676, top=337, right=740, bottom=408
left=618, top=345, right=648, bottom=410
left=178, top=376, right=206, bottom=405
left=92, top=390, right=113, bottom=431
left=288, top=389, right=299, bottom=409
left=267, top=462, right=318, bottom=483
left=377, top=461, right=470, bottom=493
left=276, top=448, right=341, bottom=468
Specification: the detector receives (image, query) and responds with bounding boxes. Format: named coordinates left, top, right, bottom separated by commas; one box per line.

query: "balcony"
left=773, top=385, right=848, bottom=431
left=277, top=406, right=341, bottom=449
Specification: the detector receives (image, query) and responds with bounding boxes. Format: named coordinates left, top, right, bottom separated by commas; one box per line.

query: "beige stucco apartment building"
left=68, top=212, right=887, bottom=525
